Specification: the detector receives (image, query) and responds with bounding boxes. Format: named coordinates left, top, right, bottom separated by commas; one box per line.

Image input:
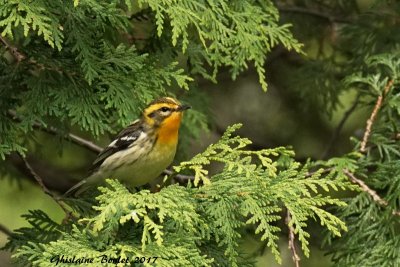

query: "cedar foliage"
left=1, top=0, right=400, bottom=266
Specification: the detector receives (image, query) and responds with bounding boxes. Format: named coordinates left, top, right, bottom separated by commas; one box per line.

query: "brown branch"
left=0, top=35, right=26, bottom=62
left=0, top=223, right=12, bottom=237
left=7, top=153, right=76, bottom=193
left=360, top=79, right=394, bottom=153
left=286, top=210, right=300, bottom=267
left=1, top=36, right=77, bottom=75
left=344, top=169, right=386, bottom=205
left=306, top=167, right=400, bottom=216
left=17, top=153, right=72, bottom=216
left=305, top=167, right=333, bottom=178
left=322, top=94, right=361, bottom=159
left=162, top=169, right=195, bottom=183
left=343, top=169, right=400, bottom=216
left=7, top=110, right=102, bottom=153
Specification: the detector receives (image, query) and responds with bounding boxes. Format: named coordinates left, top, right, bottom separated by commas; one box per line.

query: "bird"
left=65, top=97, right=190, bottom=195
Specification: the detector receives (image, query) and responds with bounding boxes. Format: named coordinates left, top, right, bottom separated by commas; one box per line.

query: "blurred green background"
left=0, top=0, right=386, bottom=266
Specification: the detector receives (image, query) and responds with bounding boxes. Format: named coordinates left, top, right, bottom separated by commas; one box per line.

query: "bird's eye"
left=160, top=107, right=170, bottom=112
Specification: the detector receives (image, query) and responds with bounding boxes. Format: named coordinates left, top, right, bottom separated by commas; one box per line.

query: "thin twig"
left=343, top=169, right=400, bottom=216
left=360, top=79, right=394, bottom=153
left=8, top=110, right=195, bottom=182
left=305, top=167, right=333, bottom=178
left=1, top=36, right=76, bottom=75
left=0, top=35, right=26, bottom=62
left=67, top=133, right=102, bottom=153
left=17, top=153, right=72, bottom=216
left=0, top=223, right=12, bottom=236
left=286, top=210, right=300, bottom=267
left=322, top=94, right=361, bottom=159
left=7, top=153, right=76, bottom=193
left=343, top=169, right=386, bottom=205
left=163, top=169, right=195, bottom=183
left=7, top=110, right=102, bottom=153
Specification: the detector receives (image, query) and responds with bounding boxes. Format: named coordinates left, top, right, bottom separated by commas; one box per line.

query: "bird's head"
left=142, top=97, right=191, bottom=131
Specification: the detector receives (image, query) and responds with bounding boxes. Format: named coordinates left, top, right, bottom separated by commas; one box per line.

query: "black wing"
left=90, top=120, right=143, bottom=172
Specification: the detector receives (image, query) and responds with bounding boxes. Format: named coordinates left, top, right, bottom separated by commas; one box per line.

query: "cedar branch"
left=343, top=169, right=400, bottom=216
left=286, top=210, right=300, bottom=267
left=360, top=79, right=394, bottom=153
left=0, top=35, right=26, bottom=62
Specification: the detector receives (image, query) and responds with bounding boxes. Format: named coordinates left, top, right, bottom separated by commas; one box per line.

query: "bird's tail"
left=63, top=179, right=88, bottom=197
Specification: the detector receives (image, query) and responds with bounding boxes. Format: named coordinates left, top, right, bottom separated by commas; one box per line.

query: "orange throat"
left=157, top=112, right=182, bottom=145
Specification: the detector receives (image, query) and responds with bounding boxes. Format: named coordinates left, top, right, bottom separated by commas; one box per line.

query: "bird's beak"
left=177, top=104, right=191, bottom=112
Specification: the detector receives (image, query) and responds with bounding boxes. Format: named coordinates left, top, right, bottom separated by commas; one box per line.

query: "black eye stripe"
left=160, top=107, right=170, bottom=112
left=148, top=107, right=177, bottom=118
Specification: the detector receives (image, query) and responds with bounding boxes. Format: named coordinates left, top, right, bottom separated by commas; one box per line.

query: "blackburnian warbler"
left=66, top=97, right=190, bottom=195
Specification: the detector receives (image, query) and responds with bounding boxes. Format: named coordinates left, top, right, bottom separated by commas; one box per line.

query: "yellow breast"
left=156, top=112, right=182, bottom=145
